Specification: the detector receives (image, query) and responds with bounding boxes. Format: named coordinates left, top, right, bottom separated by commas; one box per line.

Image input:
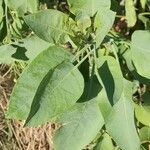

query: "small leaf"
left=94, top=133, right=114, bottom=150
left=25, top=61, right=84, bottom=126
left=134, top=103, right=150, bottom=126
left=125, top=0, right=137, bottom=27
left=134, top=90, right=150, bottom=125
left=7, top=46, right=72, bottom=120
left=94, top=10, right=116, bottom=47
left=140, top=0, right=147, bottom=9
left=54, top=100, right=104, bottom=150
left=131, top=30, right=150, bottom=79
left=118, top=44, right=134, bottom=71
left=106, top=80, right=140, bottom=150
left=75, top=12, right=91, bottom=32
left=139, top=126, right=150, bottom=142
left=67, top=0, right=110, bottom=16
left=24, top=9, right=76, bottom=44
left=138, top=14, right=150, bottom=30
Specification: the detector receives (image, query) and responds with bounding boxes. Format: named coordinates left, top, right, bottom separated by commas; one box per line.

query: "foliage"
left=0, top=0, right=150, bottom=150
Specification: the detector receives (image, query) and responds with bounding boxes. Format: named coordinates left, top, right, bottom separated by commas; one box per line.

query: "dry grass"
left=0, top=64, right=54, bottom=150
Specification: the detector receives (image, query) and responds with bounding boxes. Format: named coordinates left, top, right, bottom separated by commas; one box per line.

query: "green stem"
left=75, top=48, right=94, bottom=68
left=139, top=12, right=150, bottom=16
left=71, top=44, right=91, bottom=62
left=111, top=42, right=120, bottom=63
left=92, top=43, right=104, bottom=87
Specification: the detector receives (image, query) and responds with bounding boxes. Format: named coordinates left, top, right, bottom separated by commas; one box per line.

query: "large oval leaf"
left=106, top=80, right=140, bottom=150
left=54, top=100, right=104, bottom=150
left=25, top=61, right=84, bottom=126
left=67, top=0, right=110, bottom=16
left=131, top=30, right=150, bottom=79
left=24, top=9, right=76, bottom=44
left=7, top=46, right=72, bottom=120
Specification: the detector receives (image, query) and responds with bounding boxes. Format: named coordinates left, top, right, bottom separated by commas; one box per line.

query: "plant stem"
left=71, top=44, right=91, bottom=62
left=75, top=48, right=95, bottom=68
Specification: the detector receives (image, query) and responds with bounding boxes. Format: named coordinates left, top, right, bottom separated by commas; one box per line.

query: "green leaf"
left=139, top=126, right=150, bottom=142
left=7, top=46, right=72, bottom=120
left=54, top=100, right=104, bottom=150
left=27, top=0, right=38, bottom=14
left=75, top=12, right=91, bottom=32
left=134, top=89, right=150, bottom=127
left=94, top=133, right=114, bottom=150
left=78, top=74, right=102, bottom=103
left=7, top=0, right=38, bottom=16
left=138, top=14, right=150, bottom=30
left=0, top=44, right=17, bottom=64
left=24, top=9, right=76, bottom=44
left=78, top=75, right=112, bottom=120
left=16, top=36, right=52, bottom=61
left=106, top=80, right=140, bottom=150
left=94, top=10, right=116, bottom=47
left=140, top=0, right=147, bottom=9
left=125, top=0, right=137, bottom=27
left=118, top=44, right=134, bottom=71
left=135, top=104, right=150, bottom=126
left=67, top=0, right=110, bottom=16
left=131, top=30, right=150, bottom=79
left=8, top=0, right=24, bottom=10
left=25, top=61, right=84, bottom=126
left=97, top=56, right=124, bottom=105
left=0, top=36, right=51, bottom=64
left=97, top=88, right=112, bottom=120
